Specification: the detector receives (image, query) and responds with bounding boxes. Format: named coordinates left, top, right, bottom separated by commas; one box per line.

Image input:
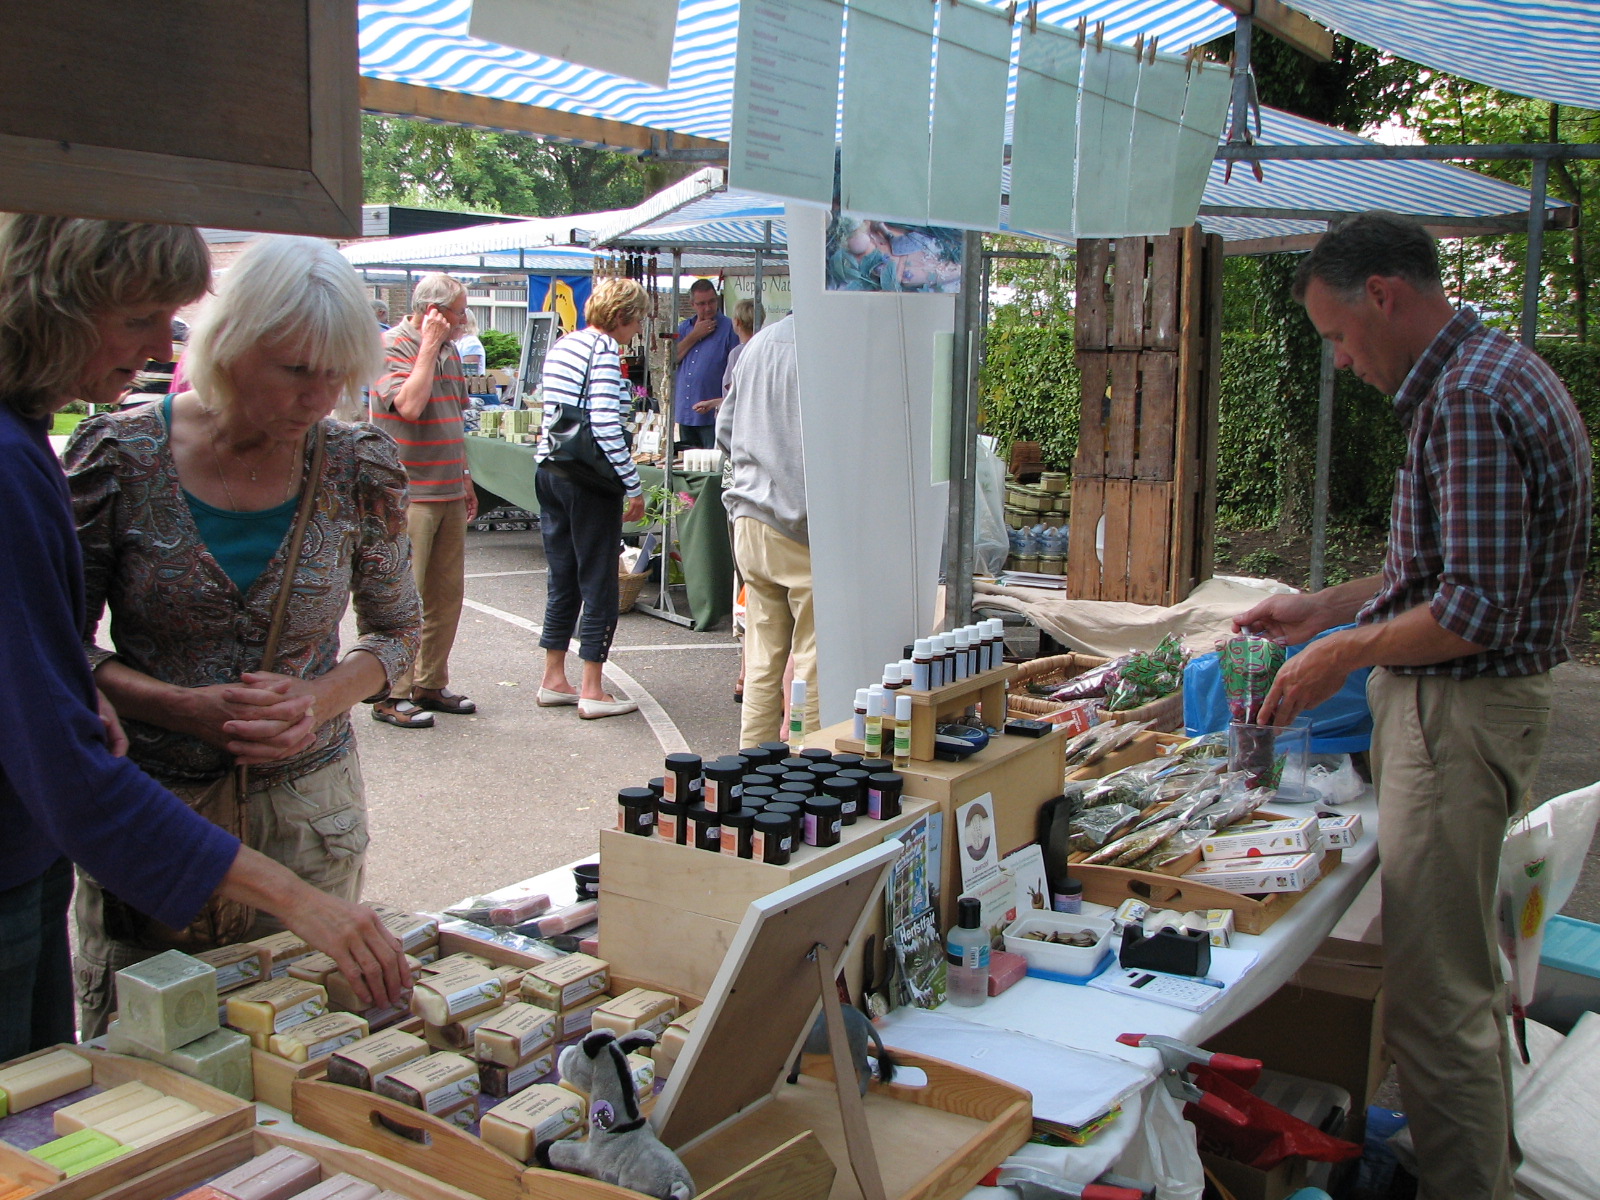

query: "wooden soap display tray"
left=86, top=1128, right=482, bottom=1200
left=251, top=1017, right=424, bottom=1113
left=832, top=664, right=1015, bottom=762
left=0, top=1047, right=252, bottom=1200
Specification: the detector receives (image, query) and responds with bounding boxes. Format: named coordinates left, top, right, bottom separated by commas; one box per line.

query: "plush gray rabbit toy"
left=539, top=1029, right=695, bottom=1200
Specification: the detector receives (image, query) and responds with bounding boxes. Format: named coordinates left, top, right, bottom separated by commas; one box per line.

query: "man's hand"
left=464, top=480, right=479, bottom=523
left=691, top=397, right=722, bottom=414
left=418, top=306, right=453, bottom=349
left=1233, top=592, right=1333, bottom=645
left=96, top=688, right=129, bottom=757
left=624, top=494, right=646, bottom=524
left=1257, top=633, right=1355, bottom=726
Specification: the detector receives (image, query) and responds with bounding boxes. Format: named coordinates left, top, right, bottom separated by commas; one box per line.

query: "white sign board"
left=468, top=0, right=679, bottom=89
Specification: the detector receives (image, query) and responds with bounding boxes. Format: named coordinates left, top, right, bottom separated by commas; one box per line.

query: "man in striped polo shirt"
left=370, top=273, right=479, bottom=729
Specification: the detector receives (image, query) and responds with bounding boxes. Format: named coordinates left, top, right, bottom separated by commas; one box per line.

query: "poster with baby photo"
left=825, top=213, right=964, bottom=293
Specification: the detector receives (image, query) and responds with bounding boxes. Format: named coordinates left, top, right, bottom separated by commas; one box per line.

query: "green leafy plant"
left=1238, top=548, right=1284, bottom=577
left=642, top=484, right=694, bottom=530
left=480, top=329, right=521, bottom=369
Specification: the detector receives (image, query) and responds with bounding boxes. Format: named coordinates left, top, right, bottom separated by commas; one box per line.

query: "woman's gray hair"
left=0, top=216, right=209, bottom=418
left=1292, top=211, right=1443, bottom=302
left=411, top=273, right=465, bottom=315
left=732, top=298, right=756, bottom=332
left=184, top=235, right=384, bottom=411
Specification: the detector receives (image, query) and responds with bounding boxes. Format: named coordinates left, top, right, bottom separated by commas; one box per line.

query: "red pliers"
left=1117, top=1033, right=1260, bottom=1127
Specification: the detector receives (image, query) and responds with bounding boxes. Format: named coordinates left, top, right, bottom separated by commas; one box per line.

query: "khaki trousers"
left=1368, top=667, right=1551, bottom=1200
left=734, top=517, right=819, bottom=747
left=395, top=498, right=467, bottom=694
left=75, top=754, right=368, bottom=1039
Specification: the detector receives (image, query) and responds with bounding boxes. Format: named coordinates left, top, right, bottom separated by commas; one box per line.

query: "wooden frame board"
left=0, top=1, right=361, bottom=236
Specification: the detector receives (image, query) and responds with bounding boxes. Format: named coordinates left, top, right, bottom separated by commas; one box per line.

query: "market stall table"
left=463, top=436, right=735, bottom=631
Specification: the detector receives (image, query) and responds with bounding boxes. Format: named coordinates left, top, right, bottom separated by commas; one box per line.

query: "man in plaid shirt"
left=1236, top=211, right=1591, bottom=1200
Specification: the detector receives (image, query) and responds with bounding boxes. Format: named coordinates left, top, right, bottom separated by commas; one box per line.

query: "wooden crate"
left=0, top=1047, right=252, bottom=1200
left=598, top=798, right=937, bottom=999
left=1069, top=227, right=1222, bottom=607
left=88, top=1128, right=485, bottom=1200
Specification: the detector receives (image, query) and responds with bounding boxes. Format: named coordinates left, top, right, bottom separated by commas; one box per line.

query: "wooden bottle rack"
left=832, top=663, right=1015, bottom=762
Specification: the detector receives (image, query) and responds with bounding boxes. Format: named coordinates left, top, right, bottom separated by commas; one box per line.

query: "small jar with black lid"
left=702, top=757, right=745, bottom=812
left=806, top=761, right=842, bottom=784
left=778, top=780, right=816, bottom=803
left=739, top=745, right=776, bottom=767
left=859, top=757, right=894, bottom=774
left=718, top=808, right=758, bottom=858
left=646, top=777, right=666, bottom=799
left=779, top=756, right=813, bottom=773
left=663, top=753, right=702, bottom=804
left=754, top=763, right=789, bottom=783
left=752, top=811, right=793, bottom=864
left=687, top=803, right=722, bottom=852
left=803, top=797, right=843, bottom=847
left=758, top=741, right=792, bottom=761
left=656, top=798, right=690, bottom=844
left=765, top=802, right=803, bottom=845
left=866, top=772, right=904, bottom=820
left=740, top=784, right=778, bottom=809
left=822, top=775, right=863, bottom=826
left=780, top=771, right=816, bottom=788
left=798, top=747, right=834, bottom=764
left=832, top=752, right=864, bottom=769
left=616, top=787, right=656, bottom=836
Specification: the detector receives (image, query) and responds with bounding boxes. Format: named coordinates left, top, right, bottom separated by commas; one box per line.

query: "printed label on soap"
left=216, top=960, right=263, bottom=991
left=307, top=1031, right=364, bottom=1059
left=276, top=997, right=329, bottom=1032
left=444, top=978, right=505, bottom=1020
left=505, top=1052, right=555, bottom=1093
left=423, top=1076, right=481, bottom=1114
left=559, top=975, right=604, bottom=1009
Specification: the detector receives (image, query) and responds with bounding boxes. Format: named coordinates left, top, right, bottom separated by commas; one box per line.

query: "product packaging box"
left=1182, top=850, right=1322, bottom=895
left=1316, top=812, right=1364, bottom=849
left=1199, top=815, right=1319, bottom=861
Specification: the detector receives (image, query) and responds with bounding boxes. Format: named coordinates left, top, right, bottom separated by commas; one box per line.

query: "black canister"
left=859, top=758, right=894, bottom=774
left=806, top=761, right=842, bottom=784
left=753, top=811, right=793, bottom=864
left=866, top=772, right=904, bottom=820
left=646, top=777, right=665, bottom=799
left=803, top=797, right=843, bottom=847
left=754, top=763, right=789, bottom=783
left=739, top=745, right=778, bottom=767
left=663, top=753, right=702, bottom=804
left=832, top=753, right=864, bottom=769
left=718, top=808, right=758, bottom=858
left=798, top=747, right=834, bottom=763
left=822, top=775, right=863, bottom=826
left=687, top=803, right=722, bottom=852
left=777, top=780, right=816, bottom=803
left=758, top=741, right=792, bottom=761
left=740, top=784, right=779, bottom=809
left=780, top=771, right=816, bottom=788
left=617, top=786, right=656, bottom=836
left=779, top=757, right=813, bottom=773
left=656, top=798, right=689, bottom=844
left=765, top=802, right=804, bottom=845
left=703, top=757, right=745, bottom=812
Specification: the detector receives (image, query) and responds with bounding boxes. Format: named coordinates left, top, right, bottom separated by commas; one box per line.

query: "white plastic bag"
left=973, top=437, right=1010, bottom=575
left=1500, top=783, right=1600, bottom=1013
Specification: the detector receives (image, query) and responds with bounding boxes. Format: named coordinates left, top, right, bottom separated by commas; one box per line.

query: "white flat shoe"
left=578, top=696, right=638, bottom=720
left=537, top=687, right=580, bottom=707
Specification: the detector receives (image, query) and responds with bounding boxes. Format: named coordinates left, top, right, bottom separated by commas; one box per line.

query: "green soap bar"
left=34, top=1128, right=122, bottom=1168
left=0, top=1085, right=8, bottom=1118
left=116, top=950, right=219, bottom=1053
left=62, top=1144, right=132, bottom=1176
left=106, top=1023, right=254, bottom=1102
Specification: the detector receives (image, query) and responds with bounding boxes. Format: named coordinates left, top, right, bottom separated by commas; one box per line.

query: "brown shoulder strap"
left=261, top=421, right=327, bottom=670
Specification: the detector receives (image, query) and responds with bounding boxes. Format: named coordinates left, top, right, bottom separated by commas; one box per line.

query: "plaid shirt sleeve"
left=1420, top=388, right=1533, bottom=649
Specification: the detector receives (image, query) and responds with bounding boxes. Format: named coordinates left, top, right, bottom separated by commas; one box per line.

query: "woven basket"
left=1007, top=651, right=1184, bottom=732
left=1102, top=689, right=1185, bottom=732
left=618, top=570, right=649, bottom=614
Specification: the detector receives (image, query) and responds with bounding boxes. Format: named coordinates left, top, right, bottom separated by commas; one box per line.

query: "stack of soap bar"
left=474, top=1004, right=557, bottom=1068
left=54, top=1082, right=161, bottom=1133
left=103, top=1024, right=254, bottom=1101
left=209, top=1145, right=321, bottom=1200
left=325, top=1028, right=428, bottom=1090
left=286, top=953, right=341, bottom=989
left=366, top=904, right=438, bottom=954
left=115, top=952, right=219, bottom=1053
left=409, top=962, right=503, bottom=1026
left=373, top=1052, right=480, bottom=1118
left=248, top=931, right=312, bottom=980
left=590, top=988, right=678, bottom=1039
left=651, top=1007, right=700, bottom=1080
left=553, top=995, right=607, bottom=1041
left=93, top=1095, right=206, bottom=1148
left=31, top=1129, right=129, bottom=1176
left=478, top=1047, right=554, bottom=1099
left=478, top=1084, right=585, bottom=1163
left=294, top=1174, right=380, bottom=1200
left=195, top=945, right=268, bottom=994
left=0, top=1049, right=94, bottom=1114
left=561, top=1053, right=653, bottom=1102
left=226, top=979, right=329, bottom=1049
left=519, top=954, right=608, bottom=1012
left=267, top=1012, right=370, bottom=1063
left=424, top=1004, right=506, bottom=1052
left=987, top=949, right=1028, bottom=997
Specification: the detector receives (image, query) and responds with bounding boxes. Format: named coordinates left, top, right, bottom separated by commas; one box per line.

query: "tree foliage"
left=361, top=116, right=667, bottom=216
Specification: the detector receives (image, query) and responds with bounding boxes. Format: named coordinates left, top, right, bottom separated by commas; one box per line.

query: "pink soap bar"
left=529, top=901, right=597, bottom=937
left=292, top=1174, right=381, bottom=1200
left=490, top=894, right=551, bottom=927
left=988, top=950, right=1028, bottom=997
left=578, top=936, right=601, bottom=957
left=211, top=1146, right=322, bottom=1200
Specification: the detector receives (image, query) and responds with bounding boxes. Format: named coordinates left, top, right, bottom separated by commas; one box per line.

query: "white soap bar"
left=478, top=1084, right=585, bottom=1163
left=474, top=1003, right=557, bottom=1067
left=0, top=1048, right=94, bottom=1113
left=115, top=951, right=219, bottom=1053
left=291, top=1174, right=381, bottom=1200
left=425, top=1003, right=507, bottom=1051
left=554, top=995, right=607, bottom=1040
left=211, top=1144, right=322, bottom=1200
left=92, top=1096, right=203, bottom=1146
left=410, top=963, right=503, bottom=1025
left=325, top=1028, right=429, bottom=1090
left=287, top=952, right=341, bottom=987
left=267, top=1012, right=371, bottom=1063
left=366, top=903, right=439, bottom=952
left=194, top=945, right=269, bottom=993
left=651, top=1006, right=700, bottom=1080
left=247, top=931, right=312, bottom=979
left=54, top=1081, right=163, bottom=1135
left=226, top=979, right=329, bottom=1049
left=520, top=954, right=608, bottom=1011
left=478, top=1047, right=556, bottom=1098
left=374, top=1052, right=481, bottom=1115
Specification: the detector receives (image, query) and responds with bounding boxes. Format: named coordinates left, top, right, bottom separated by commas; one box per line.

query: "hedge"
left=979, top=324, right=1600, bottom=563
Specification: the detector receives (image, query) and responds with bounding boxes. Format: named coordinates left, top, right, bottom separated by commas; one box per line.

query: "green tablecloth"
left=464, top=436, right=734, bottom=631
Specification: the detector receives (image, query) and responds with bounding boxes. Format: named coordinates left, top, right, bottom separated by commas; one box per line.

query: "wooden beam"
left=1213, top=0, right=1334, bottom=62
left=359, top=77, right=727, bottom=158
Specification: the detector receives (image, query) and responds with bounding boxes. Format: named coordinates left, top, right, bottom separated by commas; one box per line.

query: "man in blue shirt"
left=672, top=279, right=740, bottom=449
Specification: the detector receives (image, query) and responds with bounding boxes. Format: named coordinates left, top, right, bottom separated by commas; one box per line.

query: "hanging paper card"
left=840, top=0, right=936, bottom=222
left=1008, top=23, right=1081, bottom=238
left=469, top=0, right=679, bottom=89
left=1168, top=60, right=1232, bottom=229
left=926, top=0, right=1010, bottom=229
left=825, top=213, right=964, bottom=292
left=1073, top=41, right=1142, bottom=237
left=1122, top=52, right=1192, bottom=235
left=730, top=0, right=845, bottom=204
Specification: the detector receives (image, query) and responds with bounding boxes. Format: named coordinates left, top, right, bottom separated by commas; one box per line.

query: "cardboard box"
left=1316, top=812, right=1364, bottom=849
left=1182, top=850, right=1323, bottom=895
left=1199, top=816, right=1319, bottom=861
left=1199, top=1150, right=1308, bottom=1200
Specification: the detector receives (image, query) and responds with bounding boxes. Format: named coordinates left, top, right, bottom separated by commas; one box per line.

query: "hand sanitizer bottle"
left=946, top=895, right=990, bottom=1007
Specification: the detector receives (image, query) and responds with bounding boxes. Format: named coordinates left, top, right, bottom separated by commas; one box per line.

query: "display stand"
left=831, top=664, right=1015, bottom=762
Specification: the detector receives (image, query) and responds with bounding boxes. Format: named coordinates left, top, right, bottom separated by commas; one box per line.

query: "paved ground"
left=351, top=526, right=1600, bottom=919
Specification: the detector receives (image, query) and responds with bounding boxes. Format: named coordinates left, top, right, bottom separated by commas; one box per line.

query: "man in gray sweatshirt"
left=716, top=314, right=818, bottom=744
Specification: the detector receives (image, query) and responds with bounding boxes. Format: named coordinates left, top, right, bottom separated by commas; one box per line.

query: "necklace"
left=205, top=405, right=298, bottom=509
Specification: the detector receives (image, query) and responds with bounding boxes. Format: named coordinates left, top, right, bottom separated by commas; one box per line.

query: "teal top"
left=165, top=396, right=297, bottom=594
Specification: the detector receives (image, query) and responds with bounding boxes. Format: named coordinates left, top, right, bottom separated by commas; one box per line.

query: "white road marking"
left=610, top=642, right=741, bottom=652
left=460, top=598, right=690, bottom=754
left=464, top=569, right=548, bottom=578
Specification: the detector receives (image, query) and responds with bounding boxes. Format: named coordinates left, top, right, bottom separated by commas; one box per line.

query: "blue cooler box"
left=1531, top=914, right=1600, bottom=1033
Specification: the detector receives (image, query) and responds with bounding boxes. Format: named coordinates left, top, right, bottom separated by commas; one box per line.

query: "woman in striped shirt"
left=533, top=279, right=647, bottom=720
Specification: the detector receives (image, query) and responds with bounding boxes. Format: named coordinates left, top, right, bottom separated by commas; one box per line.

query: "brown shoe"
left=413, top=688, right=477, bottom=715
left=372, top=699, right=434, bottom=729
